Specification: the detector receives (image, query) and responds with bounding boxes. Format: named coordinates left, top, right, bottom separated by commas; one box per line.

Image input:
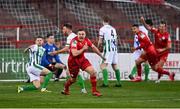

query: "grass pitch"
left=0, top=81, right=180, bottom=108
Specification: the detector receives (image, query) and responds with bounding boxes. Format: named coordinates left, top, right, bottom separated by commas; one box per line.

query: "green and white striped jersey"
left=28, top=44, right=46, bottom=66
left=99, top=24, right=118, bottom=53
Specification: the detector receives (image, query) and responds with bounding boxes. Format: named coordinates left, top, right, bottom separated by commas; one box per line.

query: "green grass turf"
left=0, top=81, right=180, bottom=108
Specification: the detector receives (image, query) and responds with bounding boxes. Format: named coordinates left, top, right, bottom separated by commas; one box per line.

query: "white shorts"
left=103, top=51, right=118, bottom=64
left=26, top=64, right=45, bottom=82
left=132, top=50, right=143, bottom=61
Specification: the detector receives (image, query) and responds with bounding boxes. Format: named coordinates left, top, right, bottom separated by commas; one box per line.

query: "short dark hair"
left=160, top=21, right=166, bottom=26
left=132, top=24, right=139, bottom=27
left=46, top=33, right=53, bottom=38
left=77, top=28, right=86, bottom=32
left=103, top=16, right=110, bottom=23
left=145, top=19, right=153, bottom=26
left=34, top=36, right=43, bottom=41
left=76, top=28, right=88, bottom=35
left=63, top=23, right=72, bottom=30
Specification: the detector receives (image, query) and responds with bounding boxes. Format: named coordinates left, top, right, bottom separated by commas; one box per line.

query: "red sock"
left=90, top=75, right=97, bottom=92
left=137, top=64, right=142, bottom=77
left=156, top=67, right=170, bottom=75
left=65, top=79, right=73, bottom=92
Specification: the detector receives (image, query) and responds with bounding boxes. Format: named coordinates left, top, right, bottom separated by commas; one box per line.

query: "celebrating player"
left=140, top=17, right=172, bottom=83
left=18, top=36, right=53, bottom=93
left=98, top=16, right=121, bottom=87
left=50, top=23, right=87, bottom=93
left=131, top=24, right=175, bottom=82
left=41, top=33, right=66, bottom=81
left=129, top=20, right=152, bottom=82
left=61, top=29, right=106, bottom=97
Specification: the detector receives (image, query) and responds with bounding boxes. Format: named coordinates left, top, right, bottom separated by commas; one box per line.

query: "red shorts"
left=141, top=45, right=159, bottom=66
left=68, top=56, right=91, bottom=78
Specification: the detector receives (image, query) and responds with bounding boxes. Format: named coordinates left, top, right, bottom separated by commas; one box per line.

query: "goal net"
left=0, top=0, right=179, bottom=81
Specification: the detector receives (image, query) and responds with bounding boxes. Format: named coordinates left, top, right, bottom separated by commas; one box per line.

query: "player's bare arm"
left=140, top=16, right=152, bottom=30
left=71, top=44, right=88, bottom=56
left=50, top=46, right=69, bottom=55
left=157, top=42, right=172, bottom=53
left=91, top=44, right=106, bottom=60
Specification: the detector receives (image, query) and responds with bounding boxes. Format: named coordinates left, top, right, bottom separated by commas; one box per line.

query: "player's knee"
left=90, top=71, right=97, bottom=77
left=35, top=84, right=41, bottom=89
left=135, top=60, right=140, bottom=65
left=70, top=78, right=76, bottom=83
left=100, top=63, right=107, bottom=69
left=151, top=65, right=157, bottom=71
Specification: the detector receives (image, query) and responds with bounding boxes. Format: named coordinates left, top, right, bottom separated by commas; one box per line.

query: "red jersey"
left=69, top=36, right=92, bottom=58
left=150, top=27, right=171, bottom=49
left=136, top=31, right=153, bottom=52
left=137, top=31, right=159, bottom=66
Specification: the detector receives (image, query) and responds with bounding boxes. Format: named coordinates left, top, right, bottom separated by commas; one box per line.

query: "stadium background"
left=0, top=0, right=179, bottom=81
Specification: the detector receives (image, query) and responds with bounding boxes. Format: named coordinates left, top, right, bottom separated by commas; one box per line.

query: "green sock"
left=77, top=75, right=85, bottom=89
left=130, top=65, right=137, bottom=76
left=102, top=68, right=108, bottom=85
left=144, top=64, right=150, bottom=81
left=22, top=84, right=37, bottom=91
left=115, top=69, right=121, bottom=84
left=41, top=72, right=53, bottom=88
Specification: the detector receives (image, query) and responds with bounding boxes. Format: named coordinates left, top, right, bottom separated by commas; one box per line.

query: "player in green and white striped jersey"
left=98, top=16, right=121, bottom=87
left=18, top=36, right=53, bottom=93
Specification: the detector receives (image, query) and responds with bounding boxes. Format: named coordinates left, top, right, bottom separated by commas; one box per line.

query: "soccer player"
left=41, top=33, right=66, bottom=82
left=98, top=16, right=121, bottom=87
left=140, top=17, right=172, bottom=83
left=131, top=24, right=175, bottom=82
left=61, top=29, right=106, bottom=97
left=18, top=36, right=53, bottom=93
left=50, top=23, right=87, bottom=93
left=129, top=20, right=152, bottom=81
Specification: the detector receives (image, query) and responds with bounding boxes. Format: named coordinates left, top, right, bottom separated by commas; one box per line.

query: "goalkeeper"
left=41, top=33, right=66, bottom=81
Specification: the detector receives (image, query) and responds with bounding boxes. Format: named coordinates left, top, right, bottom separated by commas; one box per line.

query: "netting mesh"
left=0, top=0, right=179, bottom=80
left=1, top=0, right=57, bottom=37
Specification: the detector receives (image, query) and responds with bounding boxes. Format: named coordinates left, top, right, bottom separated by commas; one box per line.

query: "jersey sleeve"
left=66, top=37, right=71, bottom=47
left=42, top=47, right=50, bottom=66
left=168, top=34, right=171, bottom=43
left=70, top=39, right=77, bottom=49
left=150, top=27, right=158, bottom=34
left=86, top=38, right=93, bottom=47
left=54, top=44, right=59, bottom=50
left=99, top=28, right=104, bottom=38
left=29, top=45, right=36, bottom=52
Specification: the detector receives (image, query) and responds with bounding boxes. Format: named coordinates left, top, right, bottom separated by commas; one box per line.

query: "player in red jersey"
left=131, top=24, right=175, bottom=82
left=61, top=29, right=106, bottom=97
left=140, top=17, right=172, bottom=82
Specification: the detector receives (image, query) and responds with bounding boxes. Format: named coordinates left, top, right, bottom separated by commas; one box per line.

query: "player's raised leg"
left=131, top=55, right=146, bottom=82
left=40, top=67, right=53, bottom=92
left=84, top=66, right=102, bottom=97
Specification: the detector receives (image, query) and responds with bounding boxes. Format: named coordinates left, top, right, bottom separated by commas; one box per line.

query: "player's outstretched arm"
left=140, top=16, right=151, bottom=30
left=50, top=46, right=69, bottom=55
left=91, top=44, right=106, bottom=60
left=157, top=41, right=172, bottom=54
